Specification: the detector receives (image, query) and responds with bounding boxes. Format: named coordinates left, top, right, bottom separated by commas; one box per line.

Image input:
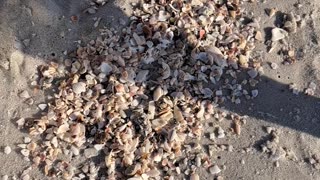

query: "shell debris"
left=16, top=0, right=264, bottom=179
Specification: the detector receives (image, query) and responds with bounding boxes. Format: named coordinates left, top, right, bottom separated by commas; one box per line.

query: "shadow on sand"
left=2, top=0, right=320, bottom=139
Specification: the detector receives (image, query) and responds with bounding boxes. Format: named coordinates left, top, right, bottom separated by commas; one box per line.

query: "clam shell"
left=72, top=82, right=86, bottom=94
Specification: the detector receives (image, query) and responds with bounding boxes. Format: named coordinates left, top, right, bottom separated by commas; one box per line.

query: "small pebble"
left=4, top=146, right=11, bottom=154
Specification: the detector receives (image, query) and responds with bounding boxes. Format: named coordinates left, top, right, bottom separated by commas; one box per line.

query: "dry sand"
left=0, top=0, right=320, bottom=179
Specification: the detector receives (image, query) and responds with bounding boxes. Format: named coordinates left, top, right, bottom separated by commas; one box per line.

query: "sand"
left=0, top=0, right=320, bottom=179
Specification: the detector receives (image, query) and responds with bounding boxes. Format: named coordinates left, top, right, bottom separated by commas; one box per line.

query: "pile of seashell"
left=19, top=0, right=259, bottom=179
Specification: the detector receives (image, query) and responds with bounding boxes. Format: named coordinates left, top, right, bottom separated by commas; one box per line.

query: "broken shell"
left=239, top=55, right=249, bottom=68
left=135, top=70, right=149, bottom=83
left=209, top=165, right=221, bottom=175
left=270, top=63, right=278, bottom=69
left=247, top=69, right=258, bottom=78
left=21, top=149, right=30, bottom=157
left=19, top=90, right=30, bottom=99
left=284, top=13, right=297, bottom=34
left=255, top=31, right=263, bottom=42
left=100, top=62, right=113, bottom=75
left=267, top=8, right=277, bottom=17
left=38, top=104, right=47, bottom=111
left=125, top=163, right=141, bottom=176
left=190, top=173, right=200, bottom=180
left=271, top=28, right=288, bottom=42
left=153, top=86, right=163, bottom=101
left=16, top=118, right=25, bottom=128
left=234, top=120, right=241, bottom=135
left=27, top=142, right=37, bottom=152
left=4, top=146, right=11, bottom=154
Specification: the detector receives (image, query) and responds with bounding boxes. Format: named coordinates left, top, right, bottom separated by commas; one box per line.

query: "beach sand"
left=0, top=0, right=320, bottom=179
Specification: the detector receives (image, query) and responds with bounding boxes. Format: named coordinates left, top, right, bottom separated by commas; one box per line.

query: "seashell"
left=173, top=106, right=184, bottom=124
left=146, top=169, right=160, bottom=178
left=56, top=123, right=69, bottom=135
left=201, top=88, right=213, bottom=98
left=72, top=82, right=86, bottom=94
left=158, top=10, right=170, bottom=22
left=247, top=69, right=258, bottom=78
left=209, top=165, right=221, bottom=175
left=187, top=34, right=198, bottom=48
left=161, top=62, right=171, bottom=80
left=152, top=118, right=168, bottom=130
left=16, top=118, right=25, bottom=128
left=100, top=62, right=113, bottom=75
left=84, top=148, right=98, bottom=158
left=255, top=31, right=263, bottom=42
left=205, top=46, right=227, bottom=67
left=21, top=149, right=30, bottom=157
left=4, top=146, right=11, bottom=154
left=38, top=104, right=47, bottom=111
left=234, top=119, right=241, bottom=135
left=127, top=177, right=142, bottom=180
left=153, top=86, right=163, bottom=101
left=125, top=163, right=141, bottom=176
left=115, top=56, right=126, bottom=67
left=267, top=8, right=277, bottom=17
left=19, top=90, right=30, bottom=99
left=190, top=173, right=200, bottom=180
left=271, top=27, right=288, bottom=42
left=70, top=145, right=80, bottom=156
left=27, top=142, right=37, bottom=152
left=239, top=55, right=249, bottom=68
left=251, top=89, right=259, bottom=98
left=135, top=70, right=149, bottom=83
left=284, top=13, right=297, bottom=34
left=147, top=101, right=156, bottom=119
left=133, top=33, right=146, bottom=46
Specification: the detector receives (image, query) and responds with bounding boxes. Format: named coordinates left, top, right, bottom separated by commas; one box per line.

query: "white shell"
left=271, top=27, right=288, bottom=41
left=4, top=146, right=11, bottom=154
left=209, top=165, right=221, bottom=175
left=153, top=86, right=163, bottom=101
left=72, top=82, right=86, bottom=94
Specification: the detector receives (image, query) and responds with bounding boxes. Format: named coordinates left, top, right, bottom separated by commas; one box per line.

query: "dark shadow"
left=0, top=0, right=130, bottom=61
left=223, top=75, right=320, bottom=137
